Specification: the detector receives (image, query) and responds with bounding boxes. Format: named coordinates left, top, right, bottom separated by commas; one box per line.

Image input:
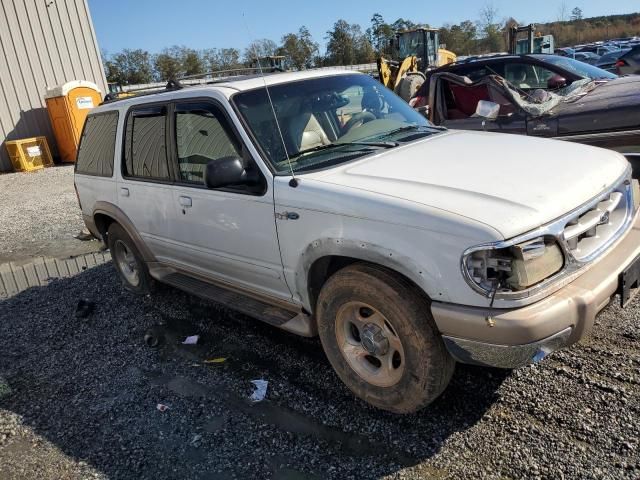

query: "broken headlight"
left=463, top=237, right=564, bottom=295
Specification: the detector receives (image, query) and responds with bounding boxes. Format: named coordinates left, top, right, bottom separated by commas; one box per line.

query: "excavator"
left=377, top=27, right=457, bottom=101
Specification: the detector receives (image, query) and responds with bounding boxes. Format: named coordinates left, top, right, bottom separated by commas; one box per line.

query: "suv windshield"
left=535, top=55, right=617, bottom=80
left=233, top=74, right=439, bottom=173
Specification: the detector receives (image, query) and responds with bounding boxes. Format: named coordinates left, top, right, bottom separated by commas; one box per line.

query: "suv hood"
left=306, top=130, right=629, bottom=239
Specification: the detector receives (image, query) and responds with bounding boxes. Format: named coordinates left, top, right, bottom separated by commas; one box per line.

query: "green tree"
left=216, top=48, right=242, bottom=70
left=326, top=19, right=374, bottom=65
left=182, top=48, right=204, bottom=76
left=367, top=13, right=394, bottom=54
left=279, top=26, right=319, bottom=70
left=154, top=46, right=205, bottom=80
left=355, top=34, right=376, bottom=63
left=104, top=49, right=153, bottom=85
left=440, top=20, right=478, bottom=54
left=243, top=39, right=278, bottom=64
left=391, top=18, right=419, bottom=31
left=153, top=46, right=183, bottom=81
left=199, top=48, right=243, bottom=73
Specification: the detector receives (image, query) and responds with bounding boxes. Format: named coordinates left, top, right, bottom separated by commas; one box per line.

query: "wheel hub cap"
left=361, top=323, right=389, bottom=356
left=114, top=239, right=140, bottom=287
left=334, top=301, right=405, bottom=387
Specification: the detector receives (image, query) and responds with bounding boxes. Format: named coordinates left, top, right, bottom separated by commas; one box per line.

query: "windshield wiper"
left=289, top=141, right=398, bottom=160
left=375, top=124, right=446, bottom=139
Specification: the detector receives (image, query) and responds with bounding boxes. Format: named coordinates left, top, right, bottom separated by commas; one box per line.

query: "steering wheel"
left=343, top=111, right=376, bottom=133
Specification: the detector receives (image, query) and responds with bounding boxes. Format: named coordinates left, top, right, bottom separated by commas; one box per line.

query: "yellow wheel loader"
left=378, top=28, right=456, bottom=102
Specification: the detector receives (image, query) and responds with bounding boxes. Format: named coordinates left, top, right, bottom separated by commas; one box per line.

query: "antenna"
left=242, top=14, right=298, bottom=187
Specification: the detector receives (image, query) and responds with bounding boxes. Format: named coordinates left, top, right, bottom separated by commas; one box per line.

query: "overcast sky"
left=88, top=0, right=640, bottom=54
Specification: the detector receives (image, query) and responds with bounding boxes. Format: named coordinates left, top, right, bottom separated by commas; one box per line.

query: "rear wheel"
left=317, top=263, right=454, bottom=413
left=108, top=223, right=154, bottom=294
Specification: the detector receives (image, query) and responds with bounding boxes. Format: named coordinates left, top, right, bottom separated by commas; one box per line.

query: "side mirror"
left=204, top=156, right=248, bottom=189
left=475, top=100, right=500, bottom=121
left=547, top=74, right=567, bottom=90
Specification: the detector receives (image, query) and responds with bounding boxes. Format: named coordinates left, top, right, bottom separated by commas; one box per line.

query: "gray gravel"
left=0, top=166, right=100, bottom=263
left=0, top=264, right=638, bottom=479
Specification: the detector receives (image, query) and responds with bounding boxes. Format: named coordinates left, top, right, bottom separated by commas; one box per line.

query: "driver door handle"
left=179, top=196, right=192, bottom=208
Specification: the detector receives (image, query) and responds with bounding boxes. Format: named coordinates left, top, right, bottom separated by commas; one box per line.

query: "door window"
left=123, top=105, right=171, bottom=180
left=174, top=103, right=241, bottom=183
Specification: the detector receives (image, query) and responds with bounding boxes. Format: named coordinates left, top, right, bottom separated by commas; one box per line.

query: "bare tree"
left=478, top=3, right=503, bottom=53
left=479, top=2, right=499, bottom=28
left=557, top=2, right=569, bottom=22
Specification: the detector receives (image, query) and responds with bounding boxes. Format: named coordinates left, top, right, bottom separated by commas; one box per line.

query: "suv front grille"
left=562, top=189, right=629, bottom=261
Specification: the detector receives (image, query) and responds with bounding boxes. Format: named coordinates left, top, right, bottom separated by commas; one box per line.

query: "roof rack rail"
left=101, top=67, right=283, bottom=105
left=178, top=66, right=283, bottom=82
left=102, top=78, right=184, bottom=104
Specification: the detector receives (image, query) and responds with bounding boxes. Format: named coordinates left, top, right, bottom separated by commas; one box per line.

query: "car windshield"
left=535, top=55, right=617, bottom=80
left=233, top=74, right=439, bottom=173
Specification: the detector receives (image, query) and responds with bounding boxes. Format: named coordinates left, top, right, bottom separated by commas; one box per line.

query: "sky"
left=88, top=0, right=640, bottom=55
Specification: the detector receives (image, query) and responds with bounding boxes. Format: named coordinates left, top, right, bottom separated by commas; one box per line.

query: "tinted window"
left=174, top=103, right=240, bottom=183
left=123, top=105, right=170, bottom=180
left=76, top=111, right=118, bottom=177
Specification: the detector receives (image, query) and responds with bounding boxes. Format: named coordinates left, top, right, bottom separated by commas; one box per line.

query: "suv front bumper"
left=431, top=210, right=640, bottom=368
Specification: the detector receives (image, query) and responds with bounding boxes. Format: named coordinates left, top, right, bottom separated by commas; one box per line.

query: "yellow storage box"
left=5, top=137, right=54, bottom=172
left=45, top=80, right=103, bottom=163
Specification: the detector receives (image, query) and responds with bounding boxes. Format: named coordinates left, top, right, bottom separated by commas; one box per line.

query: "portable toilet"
left=44, top=80, right=102, bottom=163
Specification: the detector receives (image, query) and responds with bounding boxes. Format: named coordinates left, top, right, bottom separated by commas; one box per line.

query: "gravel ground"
left=0, top=166, right=100, bottom=263
left=0, top=265, right=638, bottom=479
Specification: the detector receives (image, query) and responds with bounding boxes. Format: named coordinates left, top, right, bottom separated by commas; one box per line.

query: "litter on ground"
left=249, top=379, right=268, bottom=403
left=0, top=377, right=11, bottom=398
left=204, top=357, right=227, bottom=364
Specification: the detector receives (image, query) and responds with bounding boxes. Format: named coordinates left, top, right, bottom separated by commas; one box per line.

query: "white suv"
left=75, top=70, right=640, bottom=413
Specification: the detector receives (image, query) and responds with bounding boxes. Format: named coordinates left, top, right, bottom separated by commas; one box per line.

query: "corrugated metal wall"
left=0, top=0, right=107, bottom=172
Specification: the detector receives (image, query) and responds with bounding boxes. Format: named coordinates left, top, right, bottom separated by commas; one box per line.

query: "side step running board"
left=162, top=272, right=317, bottom=337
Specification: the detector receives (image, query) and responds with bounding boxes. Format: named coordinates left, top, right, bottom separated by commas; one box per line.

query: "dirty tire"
left=317, top=263, right=454, bottom=414
left=398, top=74, right=425, bottom=102
left=107, top=223, right=154, bottom=295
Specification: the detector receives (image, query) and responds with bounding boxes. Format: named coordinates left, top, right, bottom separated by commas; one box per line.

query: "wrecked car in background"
left=411, top=54, right=640, bottom=159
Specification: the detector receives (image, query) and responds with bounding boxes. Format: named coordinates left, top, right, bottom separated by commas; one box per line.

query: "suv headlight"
left=463, top=237, right=564, bottom=295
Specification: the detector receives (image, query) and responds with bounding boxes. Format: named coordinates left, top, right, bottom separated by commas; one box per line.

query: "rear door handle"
left=120, top=187, right=129, bottom=197
left=179, top=196, right=192, bottom=207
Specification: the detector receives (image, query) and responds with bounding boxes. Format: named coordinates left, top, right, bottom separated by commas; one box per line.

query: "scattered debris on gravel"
left=0, top=265, right=638, bottom=479
left=0, top=166, right=101, bottom=263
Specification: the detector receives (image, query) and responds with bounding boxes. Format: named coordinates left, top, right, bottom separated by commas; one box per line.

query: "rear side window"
left=76, top=111, right=118, bottom=176
left=123, top=105, right=171, bottom=180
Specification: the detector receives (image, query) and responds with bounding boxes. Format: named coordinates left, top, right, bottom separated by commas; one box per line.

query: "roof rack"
left=101, top=67, right=283, bottom=104
left=102, top=79, right=184, bottom=104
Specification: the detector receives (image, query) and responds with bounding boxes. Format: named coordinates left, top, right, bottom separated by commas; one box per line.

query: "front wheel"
left=317, top=263, right=454, bottom=413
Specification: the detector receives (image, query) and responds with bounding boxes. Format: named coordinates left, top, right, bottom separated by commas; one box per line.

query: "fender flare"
left=92, top=201, right=157, bottom=263
left=294, top=237, right=445, bottom=311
